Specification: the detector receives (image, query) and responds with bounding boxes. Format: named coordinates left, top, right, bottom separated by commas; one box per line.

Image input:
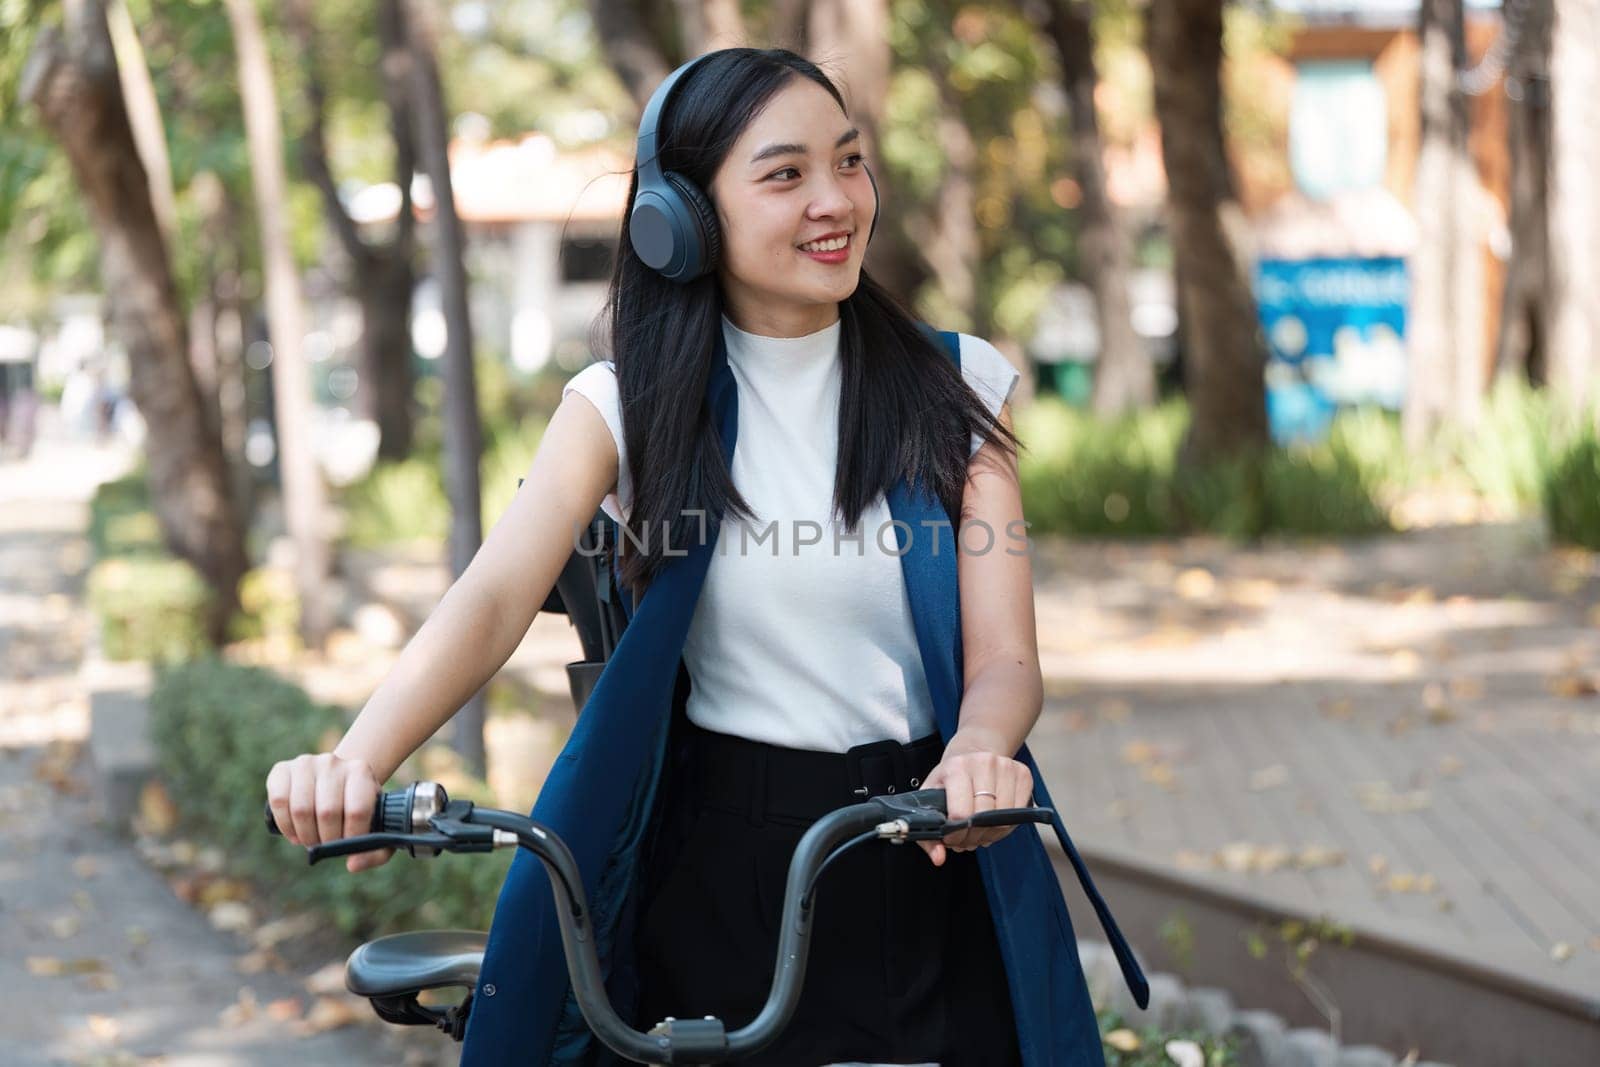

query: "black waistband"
left=686, top=721, right=945, bottom=827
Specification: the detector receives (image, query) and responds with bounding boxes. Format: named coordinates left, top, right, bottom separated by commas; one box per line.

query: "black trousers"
left=633, top=722, right=1021, bottom=1066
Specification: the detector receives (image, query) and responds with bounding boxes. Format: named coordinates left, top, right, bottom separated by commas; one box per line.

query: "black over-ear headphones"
left=629, top=51, right=880, bottom=284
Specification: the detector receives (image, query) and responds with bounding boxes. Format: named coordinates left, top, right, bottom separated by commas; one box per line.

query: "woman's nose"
left=807, top=172, right=857, bottom=219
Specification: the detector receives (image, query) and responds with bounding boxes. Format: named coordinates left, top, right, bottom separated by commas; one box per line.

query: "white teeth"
left=799, top=235, right=849, bottom=253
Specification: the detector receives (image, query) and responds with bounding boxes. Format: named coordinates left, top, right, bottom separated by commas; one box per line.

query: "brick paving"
left=0, top=426, right=455, bottom=1066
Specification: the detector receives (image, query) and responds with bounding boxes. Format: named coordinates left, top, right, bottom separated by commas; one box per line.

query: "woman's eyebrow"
left=749, top=127, right=861, bottom=165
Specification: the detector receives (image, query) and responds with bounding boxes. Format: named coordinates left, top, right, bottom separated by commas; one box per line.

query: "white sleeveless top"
left=562, top=314, right=1018, bottom=754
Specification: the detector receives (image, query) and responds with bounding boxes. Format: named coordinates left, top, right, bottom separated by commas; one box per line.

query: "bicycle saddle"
left=345, top=930, right=487, bottom=998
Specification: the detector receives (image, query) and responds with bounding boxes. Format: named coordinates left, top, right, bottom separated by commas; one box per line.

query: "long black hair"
left=600, top=47, right=1018, bottom=597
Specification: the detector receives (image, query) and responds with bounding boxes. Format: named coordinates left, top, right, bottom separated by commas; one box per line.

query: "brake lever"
left=302, top=811, right=500, bottom=865
left=305, top=831, right=452, bottom=865
left=877, top=805, right=1055, bottom=842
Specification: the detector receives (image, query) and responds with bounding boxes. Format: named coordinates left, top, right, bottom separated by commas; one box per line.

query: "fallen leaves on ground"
left=86, top=1015, right=119, bottom=1044
left=1546, top=673, right=1598, bottom=699
left=219, top=987, right=258, bottom=1028
left=303, top=961, right=347, bottom=997
left=32, top=740, right=83, bottom=794
left=27, top=955, right=107, bottom=977
left=1103, top=1028, right=1141, bottom=1052
left=1121, top=739, right=1180, bottom=792
left=1356, top=781, right=1432, bottom=814
left=266, top=996, right=304, bottom=1022
left=1175, top=842, right=1346, bottom=874
left=1164, top=1039, right=1204, bottom=1067
left=137, top=781, right=179, bottom=836
left=298, top=996, right=364, bottom=1035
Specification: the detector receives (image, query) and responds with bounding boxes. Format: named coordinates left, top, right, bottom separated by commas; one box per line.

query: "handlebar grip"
left=262, top=793, right=385, bottom=836
left=264, top=781, right=450, bottom=838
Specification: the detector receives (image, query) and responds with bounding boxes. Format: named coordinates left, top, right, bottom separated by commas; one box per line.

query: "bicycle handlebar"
left=265, top=781, right=1053, bottom=1064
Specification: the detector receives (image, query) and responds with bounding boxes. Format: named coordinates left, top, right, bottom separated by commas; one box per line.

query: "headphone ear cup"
left=665, top=172, right=722, bottom=279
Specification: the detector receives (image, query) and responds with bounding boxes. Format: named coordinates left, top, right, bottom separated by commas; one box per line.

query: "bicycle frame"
left=267, top=783, right=1052, bottom=1064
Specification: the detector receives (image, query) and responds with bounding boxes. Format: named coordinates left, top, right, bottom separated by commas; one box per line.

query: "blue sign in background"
left=1254, top=256, right=1408, bottom=443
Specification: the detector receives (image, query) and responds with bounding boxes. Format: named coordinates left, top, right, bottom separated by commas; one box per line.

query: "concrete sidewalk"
left=0, top=430, right=454, bottom=1067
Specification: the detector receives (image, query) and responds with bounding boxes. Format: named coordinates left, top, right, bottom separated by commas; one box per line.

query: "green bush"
left=88, top=471, right=165, bottom=560
left=343, top=413, right=550, bottom=547
left=1452, top=378, right=1570, bottom=513
left=341, top=455, right=450, bottom=548
left=228, top=566, right=301, bottom=648
left=148, top=658, right=511, bottom=938
left=87, top=556, right=212, bottom=663
left=1017, top=398, right=1188, bottom=537
left=1016, top=398, right=1390, bottom=539
left=1544, top=425, right=1600, bottom=550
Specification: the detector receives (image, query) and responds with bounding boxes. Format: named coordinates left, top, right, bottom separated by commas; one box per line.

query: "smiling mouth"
left=797, top=234, right=851, bottom=254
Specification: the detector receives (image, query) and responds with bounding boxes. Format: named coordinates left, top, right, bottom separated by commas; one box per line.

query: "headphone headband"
left=633, top=55, right=706, bottom=190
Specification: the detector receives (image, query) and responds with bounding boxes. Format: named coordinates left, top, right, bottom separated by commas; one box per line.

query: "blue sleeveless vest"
left=462, top=327, right=1148, bottom=1065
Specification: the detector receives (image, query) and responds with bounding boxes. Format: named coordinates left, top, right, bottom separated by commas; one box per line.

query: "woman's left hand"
left=916, top=748, right=1034, bottom=866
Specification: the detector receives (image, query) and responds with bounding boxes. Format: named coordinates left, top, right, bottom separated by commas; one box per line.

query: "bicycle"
left=265, top=780, right=1052, bottom=1064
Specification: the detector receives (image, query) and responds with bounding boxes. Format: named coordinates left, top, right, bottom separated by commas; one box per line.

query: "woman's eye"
left=842, top=153, right=864, bottom=168
left=770, top=166, right=800, bottom=181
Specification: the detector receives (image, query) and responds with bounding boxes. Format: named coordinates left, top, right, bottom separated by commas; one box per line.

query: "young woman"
left=266, top=46, right=1143, bottom=1067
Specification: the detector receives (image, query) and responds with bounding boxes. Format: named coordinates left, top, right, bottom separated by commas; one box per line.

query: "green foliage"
left=88, top=471, right=165, bottom=560
left=1016, top=397, right=1392, bottom=539
left=85, top=472, right=213, bottom=662
left=1544, top=424, right=1600, bottom=550
left=341, top=361, right=552, bottom=547
left=341, top=454, right=450, bottom=548
left=87, top=556, right=213, bottom=663
left=1017, top=397, right=1186, bottom=536
left=148, top=658, right=511, bottom=938
left=1096, top=1010, right=1239, bottom=1066
left=228, top=566, right=301, bottom=647
left=1453, top=378, right=1574, bottom=513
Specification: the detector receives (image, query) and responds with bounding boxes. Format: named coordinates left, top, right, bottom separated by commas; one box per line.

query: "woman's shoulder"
left=562, top=360, right=630, bottom=522
left=952, top=333, right=1020, bottom=415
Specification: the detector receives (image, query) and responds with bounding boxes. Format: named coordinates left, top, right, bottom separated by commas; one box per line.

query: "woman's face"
left=708, top=77, right=876, bottom=338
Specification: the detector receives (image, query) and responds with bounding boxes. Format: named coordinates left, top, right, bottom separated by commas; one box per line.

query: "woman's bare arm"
left=268, top=389, right=618, bottom=857
left=918, top=403, right=1044, bottom=864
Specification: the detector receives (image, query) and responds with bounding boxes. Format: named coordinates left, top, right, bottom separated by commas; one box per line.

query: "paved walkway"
left=1022, top=525, right=1600, bottom=999
left=0, top=427, right=454, bottom=1067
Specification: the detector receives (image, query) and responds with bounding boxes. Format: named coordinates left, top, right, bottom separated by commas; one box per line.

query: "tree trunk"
left=1406, top=0, right=1485, bottom=445
left=905, top=37, right=980, bottom=331
left=671, top=0, right=744, bottom=52
left=286, top=0, right=417, bottom=461
left=105, top=0, right=177, bottom=248
left=588, top=0, right=674, bottom=114
left=225, top=0, right=333, bottom=648
left=1493, top=0, right=1552, bottom=385
left=1034, top=0, right=1153, bottom=413
left=1546, top=0, right=1600, bottom=412
left=359, top=252, right=418, bottom=459
left=24, top=0, right=248, bottom=639
left=194, top=170, right=256, bottom=524
left=1147, top=0, right=1269, bottom=464
left=807, top=0, right=930, bottom=304
left=405, top=0, right=488, bottom=777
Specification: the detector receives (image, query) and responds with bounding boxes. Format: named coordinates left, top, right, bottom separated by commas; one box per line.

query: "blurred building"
left=1247, top=0, right=1508, bottom=438
left=348, top=131, right=630, bottom=375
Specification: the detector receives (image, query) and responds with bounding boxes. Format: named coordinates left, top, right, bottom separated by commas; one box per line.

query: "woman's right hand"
left=265, top=752, right=395, bottom=872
